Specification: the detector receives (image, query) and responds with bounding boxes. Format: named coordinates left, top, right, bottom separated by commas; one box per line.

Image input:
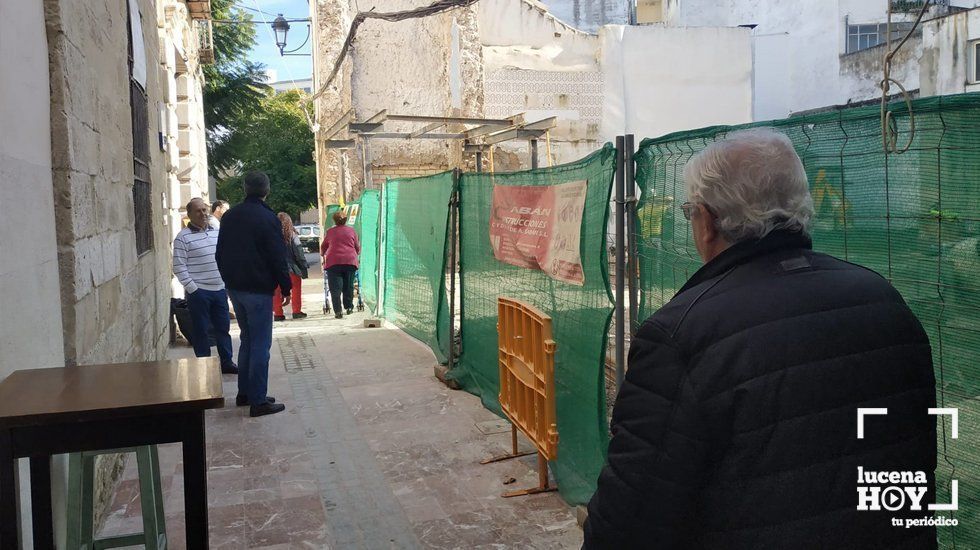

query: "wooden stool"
left=65, top=446, right=167, bottom=549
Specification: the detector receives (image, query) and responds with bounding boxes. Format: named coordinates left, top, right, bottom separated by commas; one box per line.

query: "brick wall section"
left=44, top=0, right=172, bottom=531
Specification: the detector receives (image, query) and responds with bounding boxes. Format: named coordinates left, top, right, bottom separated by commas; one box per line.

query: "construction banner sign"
left=489, top=180, right=588, bottom=286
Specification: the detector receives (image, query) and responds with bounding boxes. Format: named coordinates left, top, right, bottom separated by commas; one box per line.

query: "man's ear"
left=696, top=203, right=719, bottom=245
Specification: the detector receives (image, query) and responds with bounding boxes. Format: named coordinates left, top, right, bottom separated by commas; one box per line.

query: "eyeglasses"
left=680, top=202, right=697, bottom=221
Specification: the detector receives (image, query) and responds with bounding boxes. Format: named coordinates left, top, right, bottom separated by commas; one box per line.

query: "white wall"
left=752, top=33, right=793, bottom=120
left=600, top=25, right=753, bottom=142
left=0, top=0, right=66, bottom=376
left=479, top=0, right=598, bottom=71
left=920, top=9, right=980, bottom=96
left=0, top=3, right=67, bottom=546
left=671, top=0, right=845, bottom=119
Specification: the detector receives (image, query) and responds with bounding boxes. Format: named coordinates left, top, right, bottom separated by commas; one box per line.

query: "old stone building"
left=0, top=0, right=212, bottom=544
left=309, top=0, right=751, bottom=214
left=159, top=0, right=213, bottom=299
left=309, top=0, right=980, bottom=219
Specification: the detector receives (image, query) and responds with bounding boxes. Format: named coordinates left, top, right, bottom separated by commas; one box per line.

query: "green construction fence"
left=635, top=93, right=980, bottom=549
left=354, top=190, right=381, bottom=313
left=451, top=144, right=617, bottom=505
left=381, top=171, right=455, bottom=364
left=364, top=93, right=980, bottom=525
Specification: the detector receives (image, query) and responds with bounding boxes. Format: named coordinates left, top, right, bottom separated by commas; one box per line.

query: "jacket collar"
left=242, top=197, right=272, bottom=210
left=245, top=195, right=273, bottom=212
left=678, top=230, right=813, bottom=294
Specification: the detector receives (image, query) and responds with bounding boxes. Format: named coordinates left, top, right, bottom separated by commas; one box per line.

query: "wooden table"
left=0, top=358, right=224, bottom=550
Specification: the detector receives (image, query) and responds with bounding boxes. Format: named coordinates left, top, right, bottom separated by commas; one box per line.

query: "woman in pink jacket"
left=320, top=211, right=361, bottom=318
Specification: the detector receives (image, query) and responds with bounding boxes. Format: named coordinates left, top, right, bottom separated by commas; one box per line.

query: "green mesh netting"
left=451, top=144, right=616, bottom=505
left=354, top=190, right=381, bottom=313
left=382, top=172, right=454, bottom=363
left=324, top=203, right=341, bottom=226
left=635, top=93, right=980, bottom=548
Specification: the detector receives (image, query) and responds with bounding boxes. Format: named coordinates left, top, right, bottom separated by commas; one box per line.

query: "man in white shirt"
left=209, top=199, right=229, bottom=230
left=174, top=198, right=237, bottom=374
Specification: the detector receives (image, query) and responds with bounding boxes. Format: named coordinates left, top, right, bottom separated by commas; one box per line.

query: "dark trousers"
left=227, top=290, right=273, bottom=405
left=186, top=288, right=234, bottom=367
left=327, top=264, right=357, bottom=313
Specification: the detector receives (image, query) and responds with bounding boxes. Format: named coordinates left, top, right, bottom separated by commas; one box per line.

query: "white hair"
left=683, top=128, right=814, bottom=243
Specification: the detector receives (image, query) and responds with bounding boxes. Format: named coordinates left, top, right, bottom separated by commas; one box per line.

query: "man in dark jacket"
left=584, top=129, right=937, bottom=549
left=216, top=172, right=291, bottom=417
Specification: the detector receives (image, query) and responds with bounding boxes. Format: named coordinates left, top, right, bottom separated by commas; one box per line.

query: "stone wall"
left=313, top=0, right=356, bottom=217
left=372, top=163, right=451, bottom=187
left=44, top=0, right=173, bottom=531
left=313, top=0, right=485, bottom=204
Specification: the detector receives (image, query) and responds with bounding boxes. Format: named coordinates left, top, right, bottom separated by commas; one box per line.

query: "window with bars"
left=128, top=1, right=152, bottom=255
left=846, top=22, right=915, bottom=54
left=972, top=40, right=980, bottom=84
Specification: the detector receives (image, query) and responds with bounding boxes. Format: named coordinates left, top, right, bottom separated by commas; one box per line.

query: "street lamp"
left=271, top=14, right=311, bottom=56
left=272, top=14, right=290, bottom=55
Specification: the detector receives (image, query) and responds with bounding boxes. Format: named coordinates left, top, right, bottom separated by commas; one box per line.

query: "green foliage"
left=204, top=0, right=270, bottom=173
left=216, top=90, right=316, bottom=220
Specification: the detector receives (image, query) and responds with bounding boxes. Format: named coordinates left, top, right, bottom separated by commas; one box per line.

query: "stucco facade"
left=0, top=3, right=65, bottom=543
left=159, top=0, right=212, bottom=298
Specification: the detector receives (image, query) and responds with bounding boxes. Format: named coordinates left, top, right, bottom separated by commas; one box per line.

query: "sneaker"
left=250, top=402, right=286, bottom=417
left=235, top=395, right=276, bottom=407
left=345, top=308, right=353, bottom=315
left=274, top=315, right=286, bottom=322
left=293, top=312, right=308, bottom=319
left=220, top=362, right=239, bottom=375
left=335, top=313, right=344, bottom=319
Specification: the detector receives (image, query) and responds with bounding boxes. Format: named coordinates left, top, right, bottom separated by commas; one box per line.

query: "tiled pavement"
left=99, top=272, right=581, bottom=549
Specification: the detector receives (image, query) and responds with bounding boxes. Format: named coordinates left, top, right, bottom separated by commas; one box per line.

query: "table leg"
left=182, top=411, right=208, bottom=549
left=30, top=456, right=54, bottom=550
left=0, top=430, right=17, bottom=550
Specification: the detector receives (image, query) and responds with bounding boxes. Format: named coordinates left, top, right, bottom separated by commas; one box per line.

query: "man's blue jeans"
left=186, top=288, right=234, bottom=368
left=227, top=290, right=274, bottom=406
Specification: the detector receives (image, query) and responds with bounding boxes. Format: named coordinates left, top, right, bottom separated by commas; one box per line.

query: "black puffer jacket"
left=584, top=230, right=937, bottom=550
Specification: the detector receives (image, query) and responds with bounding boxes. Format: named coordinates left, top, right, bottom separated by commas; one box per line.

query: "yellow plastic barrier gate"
left=480, top=297, right=558, bottom=497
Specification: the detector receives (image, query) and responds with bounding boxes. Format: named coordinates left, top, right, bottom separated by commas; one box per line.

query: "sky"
left=236, top=0, right=313, bottom=83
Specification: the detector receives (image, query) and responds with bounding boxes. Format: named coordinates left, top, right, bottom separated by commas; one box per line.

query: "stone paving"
left=99, top=271, right=581, bottom=549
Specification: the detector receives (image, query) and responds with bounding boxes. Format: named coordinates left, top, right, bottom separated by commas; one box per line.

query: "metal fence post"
left=377, top=178, right=386, bottom=316
left=615, top=136, right=626, bottom=392
left=447, top=169, right=460, bottom=369
left=625, top=134, right=639, bottom=336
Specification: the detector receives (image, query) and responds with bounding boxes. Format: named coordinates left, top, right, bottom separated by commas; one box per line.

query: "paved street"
left=99, top=268, right=581, bottom=549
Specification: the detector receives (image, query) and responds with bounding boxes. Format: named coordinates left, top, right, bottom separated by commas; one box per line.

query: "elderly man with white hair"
left=584, top=129, right=937, bottom=549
